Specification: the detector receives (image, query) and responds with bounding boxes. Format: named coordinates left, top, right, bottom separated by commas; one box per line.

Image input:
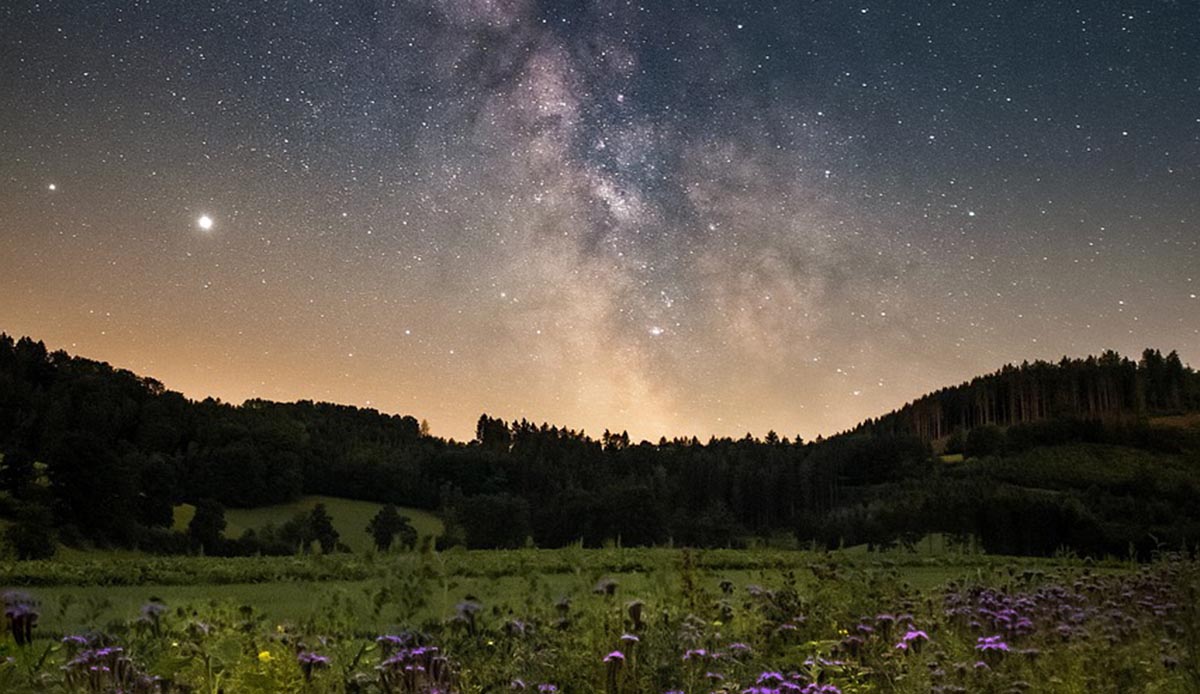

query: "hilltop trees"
left=0, top=333, right=437, bottom=554
left=859, top=350, right=1200, bottom=442
left=2, top=331, right=1200, bottom=558
left=1141, top=348, right=1189, bottom=411
left=475, top=414, right=512, bottom=452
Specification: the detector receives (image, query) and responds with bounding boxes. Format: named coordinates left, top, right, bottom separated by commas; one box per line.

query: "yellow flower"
left=258, top=651, right=273, bottom=663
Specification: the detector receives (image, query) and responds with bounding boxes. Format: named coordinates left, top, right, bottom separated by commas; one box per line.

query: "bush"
left=965, top=425, right=1005, bottom=457
left=4, top=515, right=56, bottom=561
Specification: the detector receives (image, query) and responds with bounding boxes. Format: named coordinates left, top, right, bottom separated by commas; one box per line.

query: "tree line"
left=1, top=333, right=1198, bottom=559
left=856, top=349, right=1197, bottom=441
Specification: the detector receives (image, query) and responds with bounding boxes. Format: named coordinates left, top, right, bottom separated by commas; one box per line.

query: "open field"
left=8, top=549, right=1097, bottom=635
left=6, top=547, right=1195, bottom=694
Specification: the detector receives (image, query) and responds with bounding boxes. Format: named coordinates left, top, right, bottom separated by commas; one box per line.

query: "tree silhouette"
left=4, top=503, right=56, bottom=560
left=366, top=504, right=416, bottom=551
left=188, top=499, right=226, bottom=555
left=307, top=504, right=339, bottom=554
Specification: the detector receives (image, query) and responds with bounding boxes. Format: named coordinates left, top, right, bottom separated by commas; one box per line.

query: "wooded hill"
left=855, top=349, right=1199, bottom=444
left=1, top=333, right=1198, bottom=559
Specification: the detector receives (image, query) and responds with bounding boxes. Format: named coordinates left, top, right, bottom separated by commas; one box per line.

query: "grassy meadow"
left=7, top=547, right=1067, bottom=634
left=4, top=544, right=1198, bottom=693
left=171, top=496, right=444, bottom=554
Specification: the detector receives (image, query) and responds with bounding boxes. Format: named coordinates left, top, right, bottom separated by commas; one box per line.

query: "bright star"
left=197, top=215, right=214, bottom=231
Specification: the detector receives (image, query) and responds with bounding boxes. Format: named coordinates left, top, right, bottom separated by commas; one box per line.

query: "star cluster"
left=1, top=1, right=1197, bottom=440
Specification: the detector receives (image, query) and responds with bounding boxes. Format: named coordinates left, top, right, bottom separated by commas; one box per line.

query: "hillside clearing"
left=172, top=496, right=443, bottom=554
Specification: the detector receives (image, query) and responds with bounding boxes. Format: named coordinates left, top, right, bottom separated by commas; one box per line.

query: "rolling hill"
left=1, top=332, right=1198, bottom=558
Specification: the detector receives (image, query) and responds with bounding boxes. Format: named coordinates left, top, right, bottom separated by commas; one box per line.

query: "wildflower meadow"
left=2, top=547, right=1198, bottom=693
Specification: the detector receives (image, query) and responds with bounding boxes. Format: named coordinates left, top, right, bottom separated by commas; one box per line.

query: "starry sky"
left=2, top=1, right=1198, bottom=441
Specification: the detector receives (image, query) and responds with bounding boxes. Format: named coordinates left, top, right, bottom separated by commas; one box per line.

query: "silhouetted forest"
left=856, top=349, right=1198, bottom=441
left=1, top=333, right=1199, bottom=559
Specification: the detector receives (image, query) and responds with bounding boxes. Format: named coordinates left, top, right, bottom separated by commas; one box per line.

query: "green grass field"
left=3, top=545, right=1129, bottom=634
left=5, top=484, right=1192, bottom=693
left=2, top=546, right=1185, bottom=693
left=172, top=495, right=443, bottom=553
left=23, top=564, right=996, bottom=635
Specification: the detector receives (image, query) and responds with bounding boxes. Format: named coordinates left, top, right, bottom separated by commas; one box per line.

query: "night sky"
left=2, top=1, right=1198, bottom=441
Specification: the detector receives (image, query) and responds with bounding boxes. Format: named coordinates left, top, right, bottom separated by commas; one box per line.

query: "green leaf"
left=211, top=637, right=244, bottom=668
left=147, top=653, right=193, bottom=679
left=237, top=671, right=281, bottom=693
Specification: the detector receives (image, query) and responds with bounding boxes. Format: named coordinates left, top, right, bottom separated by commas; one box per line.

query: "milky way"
left=1, top=1, right=1198, bottom=440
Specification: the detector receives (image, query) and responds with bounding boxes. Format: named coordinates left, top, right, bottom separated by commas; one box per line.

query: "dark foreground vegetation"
left=1, top=333, right=1199, bottom=559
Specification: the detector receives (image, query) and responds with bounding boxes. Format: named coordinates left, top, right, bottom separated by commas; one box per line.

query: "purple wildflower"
left=897, top=628, right=930, bottom=653
left=975, top=635, right=1009, bottom=652
left=297, top=651, right=330, bottom=682
left=2, top=592, right=38, bottom=647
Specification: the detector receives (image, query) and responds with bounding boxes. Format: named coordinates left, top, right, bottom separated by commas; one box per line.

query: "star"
left=1, top=0, right=1195, bottom=444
